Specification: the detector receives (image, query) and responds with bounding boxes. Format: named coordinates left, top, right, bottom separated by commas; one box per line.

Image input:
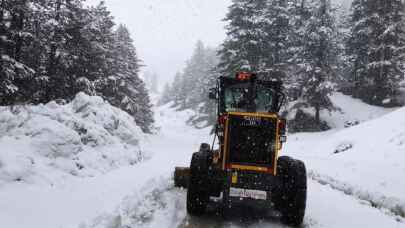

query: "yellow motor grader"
left=174, top=72, right=307, bottom=226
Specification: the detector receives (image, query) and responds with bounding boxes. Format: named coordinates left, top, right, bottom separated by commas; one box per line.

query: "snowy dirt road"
left=1, top=103, right=404, bottom=228
left=79, top=104, right=405, bottom=228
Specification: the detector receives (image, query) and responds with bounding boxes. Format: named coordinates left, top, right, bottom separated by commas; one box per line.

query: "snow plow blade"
left=174, top=167, right=190, bottom=188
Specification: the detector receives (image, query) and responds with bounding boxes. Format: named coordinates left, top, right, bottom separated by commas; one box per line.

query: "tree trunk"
left=315, top=105, right=320, bottom=125
left=13, top=0, right=27, bottom=104
left=14, top=2, right=25, bottom=63
left=0, top=0, right=4, bottom=75
left=46, top=0, right=62, bottom=101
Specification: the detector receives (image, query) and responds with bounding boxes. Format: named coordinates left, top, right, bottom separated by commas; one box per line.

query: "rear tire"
left=187, top=152, right=209, bottom=216
left=274, top=156, right=307, bottom=226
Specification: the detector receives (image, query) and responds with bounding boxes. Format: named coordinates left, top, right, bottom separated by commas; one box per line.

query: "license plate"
left=229, top=187, right=267, bottom=200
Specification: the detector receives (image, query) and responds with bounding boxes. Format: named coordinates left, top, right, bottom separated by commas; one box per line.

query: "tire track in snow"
left=82, top=175, right=300, bottom=228
left=308, top=170, right=405, bottom=223
left=77, top=162, right=404, bottom=228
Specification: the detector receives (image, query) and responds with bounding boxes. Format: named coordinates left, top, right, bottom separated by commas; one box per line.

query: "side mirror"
left=278, top=118, right=287, bottom=135
left=208, top=88, right=217, bottom=100
left=279, top=119, right=287, bottom=144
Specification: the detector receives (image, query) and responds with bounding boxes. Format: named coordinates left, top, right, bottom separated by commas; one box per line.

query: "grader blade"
left=174, top=167, right=190, bottom=188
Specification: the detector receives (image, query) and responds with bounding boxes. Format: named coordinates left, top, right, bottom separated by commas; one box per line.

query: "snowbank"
left=286, top=106, right=405, bottom=218
left=321, top=92, right=396, bottom=129
left=284, top=92, right=395, bottom=131
left=82, top=178, right=184, bottom=228
left=0, top=92, right=147, bottom=186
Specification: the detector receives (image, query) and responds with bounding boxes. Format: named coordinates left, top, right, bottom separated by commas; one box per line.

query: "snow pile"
left=0, top=92, right=147, bottom=186
left=320, top=92, right=396, bottom=129
left=287, top=106, right=405, bottom=218
left=82, top=178, right=185, bottom=228
left=285, top=92, right=395, bottom=131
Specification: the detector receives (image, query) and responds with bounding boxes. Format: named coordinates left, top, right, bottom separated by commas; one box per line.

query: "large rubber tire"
left=186, top=152, right=209, bottom=216
left=274, top=156, right=307, bottom=227
left=199, top=143, right=211, bottom=152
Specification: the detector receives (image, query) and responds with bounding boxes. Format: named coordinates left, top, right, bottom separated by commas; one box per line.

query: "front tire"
left=186, top=152, right=209, bottom=216
left=274, top=156, right=307, bottom=226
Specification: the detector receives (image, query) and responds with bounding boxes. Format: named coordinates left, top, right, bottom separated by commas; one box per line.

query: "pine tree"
left=102, top=24, right=154, bottom=133
left=183, top=41, right=210, bottom=108
left=80, top=1, right=115, bottom=98
left=218, top=0, right=268, bottom=76
left=150, top=73, right=159, bottom=93
left=23, top=1, right=53, bottom=102
left=0, top=0, right=34, bottom=105
left=297, top=0, right=338, bottom=124
left=144, top=71, right=159, bottom=93
left=191, top=46, right=219, bottom=126
left=30, top=0, right=92, bottom=102
left=347, top=0, right=405, bottom=105
left=198, top=65, right=220, bottom=126
left=171, top=41, right=218, bottom=111
left=1, top=1, right=155, bottom=132
left=334, top=4, right=351, bottom=90
left=167, top=41, right=218, bottom=127
left=131, top=79, right=155, bottom=133
left=171, top=72, right=185, bottom=107
left=158, top=82, right=172, bottom=105
left=262, top=0, right=294, bottom=78
left=346, top=0, right=373, bottom=99
left=218, top=0, right=307, bottom=85
left=367, top=0, right=405, bottom=105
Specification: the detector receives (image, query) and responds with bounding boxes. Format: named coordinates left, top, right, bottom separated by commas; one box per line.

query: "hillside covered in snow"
left=286, top=106, right=405, bottom=219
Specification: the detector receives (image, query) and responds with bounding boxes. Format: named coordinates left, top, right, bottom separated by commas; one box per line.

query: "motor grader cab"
left=174, top=72, right=307, bottom=226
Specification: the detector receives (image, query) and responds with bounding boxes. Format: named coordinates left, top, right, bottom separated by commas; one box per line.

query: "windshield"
left=224, top=83, right=274, bottom=113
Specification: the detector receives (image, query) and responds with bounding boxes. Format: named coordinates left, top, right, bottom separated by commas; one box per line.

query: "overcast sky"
left=86, top=0, right=351, bottom=86
left=87, top=0, right=231, bottom=85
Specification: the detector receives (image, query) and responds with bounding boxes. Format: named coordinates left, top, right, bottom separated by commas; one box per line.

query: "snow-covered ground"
left=286, top=105, right=405, bottom=220
left=0, top=93, right=404, bottom=228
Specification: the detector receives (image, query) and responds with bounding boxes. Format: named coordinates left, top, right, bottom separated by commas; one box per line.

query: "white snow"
left=0, top=92, right=146, bottom=186
left=286, top=92, right=396, bottom=130
left=286, top=105, right=405, bottom=219
left=321, top=92, right=396, bottom=129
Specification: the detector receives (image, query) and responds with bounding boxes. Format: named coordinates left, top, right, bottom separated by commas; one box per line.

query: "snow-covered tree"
left=182, top=41, right=214, bottom=108
left=262, top=0, right=295, bottom=78
left=218, top=0, right=312, bottom=86
left=68, top=1, right=115, bottom=97
left=99, top=24, right=154, bottom=133
left=366, top=0, right=405, bottom=105
left=347, top=0, right=405, bottom=105
left=158, top=82, right=172, bottom=105
left=296, top=0, right=339, bottom=124
left=170, top=72, right=186, bottom=107
left=346, top=0, right=374, bottom=99
left=144, top=71, right=159, bottom=94
left=0, top=0, right=34, bottom=105
left=165, top=41, right=218, bottom=127
left=218, top=0, right=268, bottom=76
left=1, top=0, right=155, bottom=132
